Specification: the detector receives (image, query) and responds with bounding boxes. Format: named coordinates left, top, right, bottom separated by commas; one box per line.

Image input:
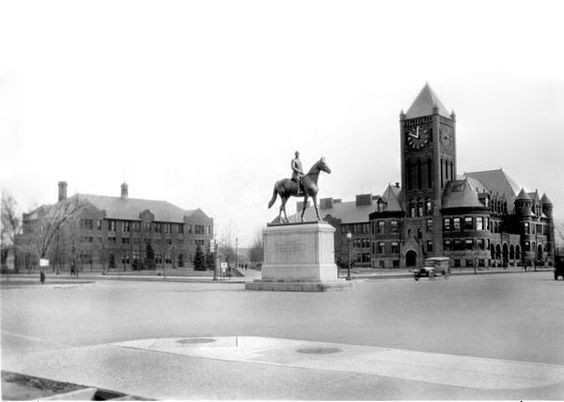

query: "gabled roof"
left=289, top=199, right=374, bottom=224
left=405, top=83, right=451, bottom=119
left=77, top=194, right=196, bottom=222
left=442, top=179, right=485, bottom=209
left=380, top=184, right=403, bottom=212
left=464, top=168, right=519, bottom=213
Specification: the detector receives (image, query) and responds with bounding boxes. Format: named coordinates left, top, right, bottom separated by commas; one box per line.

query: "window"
left=426, top=200, right=432, bottom=215
left=195, top=225, right=205, bottom=234
left=478, top=238, right=485, bottom=250
left=188, top=224, right=193, bottom=234
left=454, top=239, right=463, bottom=250
left=524, top=222, right=530, bottom=234
left=465, top=259, right=474, bottom=267
left=378, top=221, right=384, bottom=234
left=108, top=220, right=116, bottom=231
left=464, top=217, right=473, bottom=231
left=178, top=224, right=184, bottom=234
left=486, top=217, right=490, bottom=231
left=378, top=242, right=385, bottom=254
left=409, top=201, right=416, bottom=218
left=426, top=240, right=433, bottom=253
left=454, top=259, right=461, bottom=267
left=443, top=218, right=451, bottom=231
left=123, top=221, right=130, bottom=232
left=379, top=260, right=385, bottom=268
left=392, top=260, right=400, bottom=268
left=122, top=237, right=130, bottom=244
left=143, top=222, right=151, bottom=231
left=417, top=201, right=424, bottom=217
left=390, top=220, right=398, bottom=233
left=426, top=218, right=433, bottom=232
left=453, top=218, right=461, bottom=231
left=465, top=239, right=473, bottom=250
left=195, top=239, right=205, bottom=246
left=132, top=222, right=140, bottom=232
left=96, top=220, right=102, bottom=231
left=206, top=226, right=211, bottom=235
left=391, top=242, right=399, bottom=254
left=81, top=219, right=93, bottom=230
left=164, top=223, right=171, bottom=234
left=476, top=217, right=483, bottom=231
left=108, top=235, right=116, bottom=243
left=443, top=239, right=451, bottom=250
left=154, top=222, right=162, bottom=233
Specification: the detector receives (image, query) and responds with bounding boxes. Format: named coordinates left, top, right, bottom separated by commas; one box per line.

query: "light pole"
left=213, top=238, right=218, bottom=281
left=346, top=231, right=352, bottom=281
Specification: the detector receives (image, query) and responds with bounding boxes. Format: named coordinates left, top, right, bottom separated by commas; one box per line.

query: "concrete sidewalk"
left=4, top=336, right=564, bottom=400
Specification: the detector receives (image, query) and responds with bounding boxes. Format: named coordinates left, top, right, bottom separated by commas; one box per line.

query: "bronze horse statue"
left=268, top=157, right=331, bottom=223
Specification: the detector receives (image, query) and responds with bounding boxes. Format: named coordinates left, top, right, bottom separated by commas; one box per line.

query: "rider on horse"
left=291, top=151, right=304, bottom=195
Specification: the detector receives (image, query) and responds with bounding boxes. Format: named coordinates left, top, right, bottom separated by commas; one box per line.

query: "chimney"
left=121, top=182, right=128, bottom=199
left=58, top=181, right=67, bottom=202
left=355, top=194, right=372, bottom=206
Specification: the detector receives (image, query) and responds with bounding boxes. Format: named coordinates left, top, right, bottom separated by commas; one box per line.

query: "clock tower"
left=399, top=83, right=456, bottom=262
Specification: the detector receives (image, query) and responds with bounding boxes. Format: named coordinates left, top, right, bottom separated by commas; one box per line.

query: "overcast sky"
left=1, top=0, right=563, bottom=246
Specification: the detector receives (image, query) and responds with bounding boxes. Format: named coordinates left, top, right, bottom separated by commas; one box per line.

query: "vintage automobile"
left=554, top=255, right=564, bottom=280
left=414, top=257, right=451, bottom=281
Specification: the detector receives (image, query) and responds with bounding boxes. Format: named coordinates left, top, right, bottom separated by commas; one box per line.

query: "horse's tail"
left=268, top=183, right=278, bottom=209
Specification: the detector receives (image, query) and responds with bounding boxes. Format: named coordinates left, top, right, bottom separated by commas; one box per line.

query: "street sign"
left=39, top=259, right=49, bottom=267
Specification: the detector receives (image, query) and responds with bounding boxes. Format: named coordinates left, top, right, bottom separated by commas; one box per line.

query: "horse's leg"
left=281, top=196, right=289, bottom=223
left=312, top=194, right=321, bottom=221
left=301, top=195, right=309, bottom=222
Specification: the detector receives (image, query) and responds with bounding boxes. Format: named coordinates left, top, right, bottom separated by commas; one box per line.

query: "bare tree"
left=248, top=231, right=264, bottom=265
left=23, top=196, right=88, bottom=265
left=1, top=192, right=22, bottom=271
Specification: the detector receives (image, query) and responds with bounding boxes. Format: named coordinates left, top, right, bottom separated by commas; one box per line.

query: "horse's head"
left=318, top=157, right=331, bottom=174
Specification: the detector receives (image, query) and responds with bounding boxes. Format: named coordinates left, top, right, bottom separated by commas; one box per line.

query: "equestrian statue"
left=268, top=152, right=331, bottom=223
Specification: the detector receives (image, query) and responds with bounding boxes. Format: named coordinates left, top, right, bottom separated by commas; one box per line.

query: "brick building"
left=19, top=182, right=214, bottom=272
left=295, top=84, right=555, bottom=270
left=369, top=83, right=555, bottom=269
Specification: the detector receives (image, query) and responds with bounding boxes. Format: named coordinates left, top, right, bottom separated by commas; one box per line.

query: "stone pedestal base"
left=245, top=222, right=352, bottom=292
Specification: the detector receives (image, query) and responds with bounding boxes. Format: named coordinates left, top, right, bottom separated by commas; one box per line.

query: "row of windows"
left=80, top=218, right=211, bottom=235
left=443, top=216, right=489, bottom=232
left=443, top=238, right=490, bottom=251
left=407, top=199, right=433, bottom=218
left=340, top=223, right=371, bottom=235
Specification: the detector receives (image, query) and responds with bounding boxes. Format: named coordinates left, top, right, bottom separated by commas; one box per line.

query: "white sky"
left=1, top=0, right=563, bottom=247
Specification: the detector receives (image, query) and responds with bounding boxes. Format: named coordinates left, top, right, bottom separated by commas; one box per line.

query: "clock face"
left=406, top=125, right=430, bottom=150
left=440, top=125, right=453, bottom=150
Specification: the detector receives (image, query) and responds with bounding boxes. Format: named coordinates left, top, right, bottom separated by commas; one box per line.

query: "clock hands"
left=408, top=125, right=420, bottom=139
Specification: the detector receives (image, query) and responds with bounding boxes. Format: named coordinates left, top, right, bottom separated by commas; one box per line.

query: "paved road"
left=2, top=272, right=563, bottom=399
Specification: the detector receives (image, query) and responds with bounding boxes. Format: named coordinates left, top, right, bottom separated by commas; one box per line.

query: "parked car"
left=554, top=255, right=564, bottom=280
left=414, top=257, right=451, bottom=281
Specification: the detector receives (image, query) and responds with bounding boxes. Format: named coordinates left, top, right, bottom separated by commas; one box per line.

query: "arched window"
left=509, top=245, right=515, bottom=260
left=426, top=199, right=432, bottom=215
left=515, top=245, right=521, bottom=260
left=417, top=199, right=424, bottom=217
left=407, top=162, right=413, bottom=190
left=427, top=159, right=433, bottom=188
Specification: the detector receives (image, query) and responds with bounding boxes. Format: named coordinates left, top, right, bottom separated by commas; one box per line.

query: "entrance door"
left=406, top=250, right=417, bottom=267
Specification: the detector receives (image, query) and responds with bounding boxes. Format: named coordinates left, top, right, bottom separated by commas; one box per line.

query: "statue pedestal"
left=245, top=222, right=352, bottom=292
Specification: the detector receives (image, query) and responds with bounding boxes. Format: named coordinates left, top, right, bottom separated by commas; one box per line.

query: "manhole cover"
left=296, top=347, right=342, bottom=354
left=177, top=338, right=216, bottom=345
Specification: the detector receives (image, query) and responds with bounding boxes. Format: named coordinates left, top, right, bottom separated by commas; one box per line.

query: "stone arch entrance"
left=502, top=243, right=509, bottom=266
left=406, top=250, right=417, bottom=267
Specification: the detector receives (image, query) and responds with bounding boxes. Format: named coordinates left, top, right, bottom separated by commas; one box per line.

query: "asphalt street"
left=2, top=272, right=563, bottom=399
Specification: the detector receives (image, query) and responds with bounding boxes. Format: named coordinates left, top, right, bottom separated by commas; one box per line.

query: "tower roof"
left=541, top=193, right=552, bottom=204
left=516, top=188, right=531, bottom=201
left=405, top=83, right=451, bottom=119
left=381, top=183, right=403, bottom=212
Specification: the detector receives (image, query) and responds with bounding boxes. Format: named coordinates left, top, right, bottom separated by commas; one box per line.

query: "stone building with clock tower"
left=369, top=83, right=555, bottom=270
left=399, top=83, right=456, bottom=265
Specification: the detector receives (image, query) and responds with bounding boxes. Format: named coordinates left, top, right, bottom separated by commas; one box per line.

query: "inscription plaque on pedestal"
left=245, top=222, right=352, bottom=292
